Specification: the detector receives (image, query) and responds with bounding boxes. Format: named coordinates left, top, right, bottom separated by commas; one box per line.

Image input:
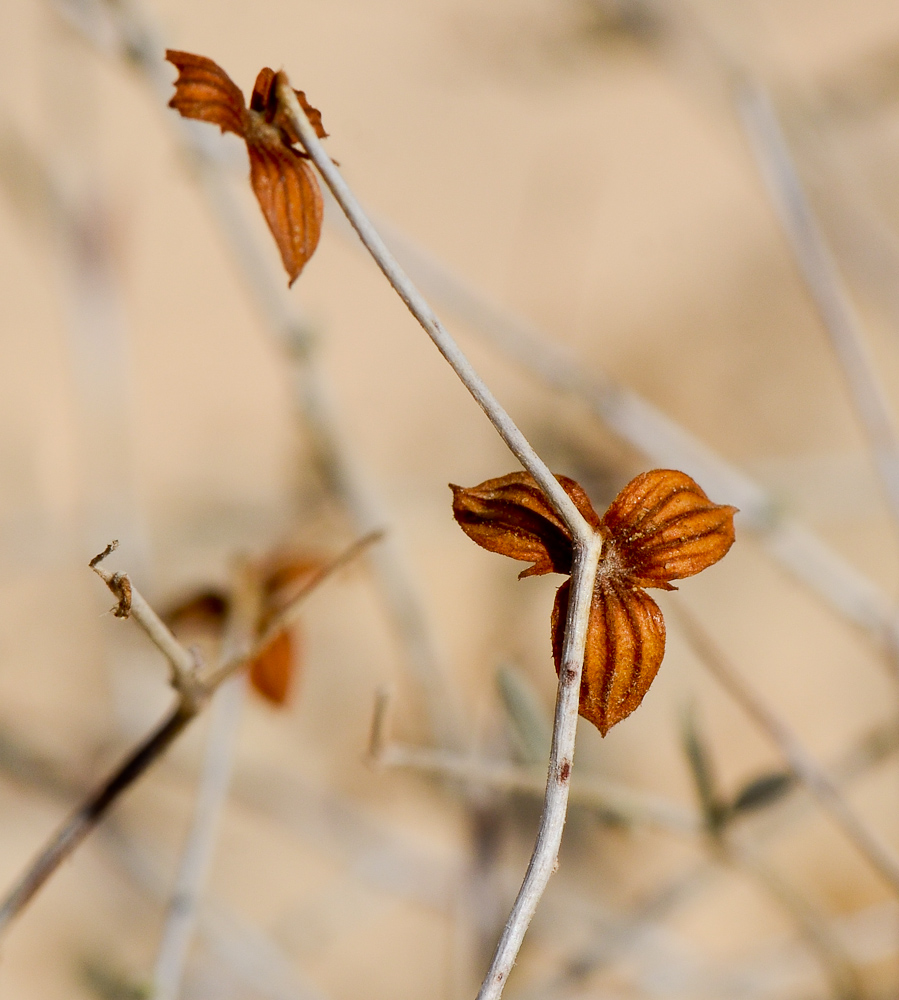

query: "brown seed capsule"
left=249, top=629, right=296, bottom=705
left=600, top=469, right=738, bottom=590
left=451, top=468, right=736, bottom=734
left=551, top=577, right=666, bottom=736
left=450, top=472, right=601, bottom=578
left=165, top=51, right=327, bottom=286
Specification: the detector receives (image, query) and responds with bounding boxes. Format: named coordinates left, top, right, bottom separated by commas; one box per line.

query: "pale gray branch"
left=50, top=0, right=467, bottom=751
left=727, top=837, right=862, bottom=1000
left=90, top=541, right=199, bottom=700
left=679, top=607, right=899, bottom=895
left=738, top=80, right=899, bottom=531
left=0, top=535, right=371, bottom=934
left=276, top=78, right=591, bottom=546
left=152, top=565, right=260, bottom=1000
left=153, top=674, right=246, bottom=1000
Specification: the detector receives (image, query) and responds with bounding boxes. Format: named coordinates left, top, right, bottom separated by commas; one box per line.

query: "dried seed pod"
left=165, top=50, right=246, bottom=136
left=551, top=578, right=665, bottom=736
left=249, top=629, right=296, bottom=705
left=165, top=51, right=327, bottom=285
left=450, top=472, right=601, bottom=578
left=601, top=469, right=738, bottom=590
left=249, top=67, right=328, bottom=144
left=245, top=139, right=323, bottom=286
left=451, top=468, right=737, bottom=735
left=163, top=589, right=230, bottom=633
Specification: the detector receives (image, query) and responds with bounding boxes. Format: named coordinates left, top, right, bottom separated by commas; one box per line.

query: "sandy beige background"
left=2, top=0, right=899, bottom=997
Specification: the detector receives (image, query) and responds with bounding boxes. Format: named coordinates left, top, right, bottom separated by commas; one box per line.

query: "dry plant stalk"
left=0, top=533, right=378, bottom=935
left=681, top=710, right=862, bottom=1000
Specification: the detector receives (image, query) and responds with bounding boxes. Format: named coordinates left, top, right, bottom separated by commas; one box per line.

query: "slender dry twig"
left=152, top=676, right=246, bottom=999
left=0, top=533, right=376, bottom=936
left=205, top=529, right=381, bottom=691
left=378, top=744, right=699, bottom=836
left=0, top=700, right=194, bottom=936
left=99, top=821, right=330, bottom=1000
left=278, top=78, right=605, bottom=999
left=738, top=81, right=899, bottom=529
left=276, top=79, right=589, bottom=542
left=677, top=606, right=899, bottom=895
left=152, top=565, right=260, bottom=1000
left=349, top=213, right=899, bottom=656
left=527, top=709, right=899, bottom=995
left=90, top=540, right=199, bottom=699
left=730, top=839, right=862, bottom=1000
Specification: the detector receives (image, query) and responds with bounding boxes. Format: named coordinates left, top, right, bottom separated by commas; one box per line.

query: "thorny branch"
left=0, top=532, right=377, bottom=936
left=276, top=75, right=605, bottom=999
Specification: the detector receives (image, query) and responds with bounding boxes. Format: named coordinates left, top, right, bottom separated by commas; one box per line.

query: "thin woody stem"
left=90, top=540, right=199, bottom=700
left=0, top=533, right=375, bottom=937
left=354, top=215, right=899, bottom=660
left=275, top=76, right=592, bottom=548
left=0, top=703, right=194, bottom=935
left=374, top=739, right=700, bottom=835
left=473, top=540, right=601, bottom=1000
left=737, top=81, right=899, bottom=535
left=152, top=564, right=260, bottom=1000
left=277, top=75, right=604, bottom=998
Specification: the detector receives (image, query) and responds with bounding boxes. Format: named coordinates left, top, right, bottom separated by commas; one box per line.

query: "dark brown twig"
left=0, top=703, right=193, bottom=935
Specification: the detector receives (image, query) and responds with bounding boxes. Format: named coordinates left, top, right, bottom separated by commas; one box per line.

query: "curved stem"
left=275, top=77, right=592, bottom=548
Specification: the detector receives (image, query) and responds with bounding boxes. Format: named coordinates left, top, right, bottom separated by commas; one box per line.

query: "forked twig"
left=277, top=77, right=604, bottom=1000
left=678, top=606, right=899, bottom=894
left=0, top=532, right=377, bottom=936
